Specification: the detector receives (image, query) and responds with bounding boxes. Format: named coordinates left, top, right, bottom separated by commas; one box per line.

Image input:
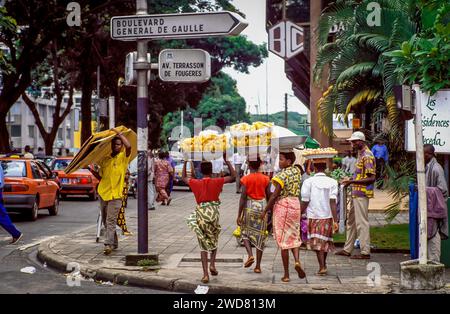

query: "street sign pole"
left=136, top=0, right=149, bottom=254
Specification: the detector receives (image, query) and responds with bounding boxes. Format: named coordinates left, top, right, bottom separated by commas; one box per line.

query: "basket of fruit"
left=180, top=131, right=231, bottom=161
left=300, top=147, right=338, bottom=159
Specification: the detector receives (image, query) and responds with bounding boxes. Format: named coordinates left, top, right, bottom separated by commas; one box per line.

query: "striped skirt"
left=307, top=218, right=334, bottom=252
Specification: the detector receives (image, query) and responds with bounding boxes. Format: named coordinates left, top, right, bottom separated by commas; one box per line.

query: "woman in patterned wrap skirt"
left=237, top=157, right=270, bottom=273
left=182, top=157, right=236, bottom=284
left=261, top=151, right=306, bottom=282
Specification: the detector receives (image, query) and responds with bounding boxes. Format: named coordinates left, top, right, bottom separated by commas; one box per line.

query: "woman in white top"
left=301, top=161, right=339, bottom=276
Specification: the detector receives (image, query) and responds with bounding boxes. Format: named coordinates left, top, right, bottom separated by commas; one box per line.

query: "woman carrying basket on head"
left=182, top=155, right=236, bottom=284
left=261, top=150, right=306, bottom=282
left=237, top=156, right=271, bottom=274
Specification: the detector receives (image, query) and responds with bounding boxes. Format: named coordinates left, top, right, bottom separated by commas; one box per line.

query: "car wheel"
left=48, top=195, right=59, bottom=216
left=29, top=199, right=39, bottom=221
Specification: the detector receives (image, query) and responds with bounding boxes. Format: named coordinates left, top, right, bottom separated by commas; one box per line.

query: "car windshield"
left=52, top=159, right=71, bottom=170
left=1, top=161, right=27, bottom=177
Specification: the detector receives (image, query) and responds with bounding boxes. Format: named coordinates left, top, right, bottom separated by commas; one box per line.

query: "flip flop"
left=295, top=262, right=306, bottom=279
left=317, top=268, right=328, bottom=276
left=209, top=267, right=218, bottom=276
left=335, top=250, right=351, bottom=257
left=201, top=275, right=209, bottom=284
left=254, top=267, right=261, bottom=274
left=281, top=276, right=290, bottom=283
left=244, top=256, right=255, bottom=268
left=350, top=254, right=370, bottom=260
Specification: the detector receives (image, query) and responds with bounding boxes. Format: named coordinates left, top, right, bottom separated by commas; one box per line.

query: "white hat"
left=347, top=131, right=366, bottom=142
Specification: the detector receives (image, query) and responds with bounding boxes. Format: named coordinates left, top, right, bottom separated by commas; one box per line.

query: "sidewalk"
left=38, top=184, right=448, bottom=294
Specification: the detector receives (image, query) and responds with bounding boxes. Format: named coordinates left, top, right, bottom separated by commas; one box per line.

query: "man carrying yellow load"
left=88, top=129, right=132, bottom=255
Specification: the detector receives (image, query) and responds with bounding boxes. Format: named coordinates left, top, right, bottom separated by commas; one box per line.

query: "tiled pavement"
left=38, top=184, right=448, bottom=293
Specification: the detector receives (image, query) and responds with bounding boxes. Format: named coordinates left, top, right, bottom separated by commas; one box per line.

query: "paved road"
left=0, top=189, right=187, bottom=294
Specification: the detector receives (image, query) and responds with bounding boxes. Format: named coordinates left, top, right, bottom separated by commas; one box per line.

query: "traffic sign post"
left=159, top=49, right=211, bottom=83
left=268, top=20, right=304, bottom=60
left=111, top=11, right=248, bottom=41
left=110, top=6, right=247, bottom=258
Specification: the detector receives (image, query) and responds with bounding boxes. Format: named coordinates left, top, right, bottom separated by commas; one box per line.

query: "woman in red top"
left=237, top=157, right=271, bottom=273
left=182, top=157, right=236, bottom=284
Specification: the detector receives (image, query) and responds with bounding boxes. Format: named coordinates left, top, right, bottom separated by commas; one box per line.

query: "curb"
left=37, top=239, right=292, bottom=294
left=37, top=237, right=395, bottom=294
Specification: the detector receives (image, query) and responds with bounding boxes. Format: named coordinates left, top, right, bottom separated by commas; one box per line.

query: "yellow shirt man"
left=97, top=151, right=130, bottom=201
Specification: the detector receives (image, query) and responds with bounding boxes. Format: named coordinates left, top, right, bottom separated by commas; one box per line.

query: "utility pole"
left=284, top=93, right=288, bottom=128
left=135, top=0, right=149, bottom=254
left=413, top=87, right=427, bottom=265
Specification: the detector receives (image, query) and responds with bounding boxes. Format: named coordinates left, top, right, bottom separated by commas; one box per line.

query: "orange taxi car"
left=51, top=157, right=99, bottom=201
left=0, top=157, right=60, bottom=221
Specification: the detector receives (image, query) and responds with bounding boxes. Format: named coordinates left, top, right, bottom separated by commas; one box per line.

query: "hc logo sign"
left=268, top=21, right=304, bottom=60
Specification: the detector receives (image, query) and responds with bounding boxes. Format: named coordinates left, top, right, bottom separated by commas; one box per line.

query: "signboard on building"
left=268, top=20, right=304, bottom=60
left=111, top=11, right=248, bottom=41
left=158, top=49, right=211, bottom=83
left=406, top=88, right=450, bottom=154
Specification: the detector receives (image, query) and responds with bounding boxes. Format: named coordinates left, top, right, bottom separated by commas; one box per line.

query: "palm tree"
left=314, top=0, right=418, bottom=149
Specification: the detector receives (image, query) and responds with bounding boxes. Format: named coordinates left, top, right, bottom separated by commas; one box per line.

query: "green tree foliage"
left=0, top=0, right=70, bottom=152
left=314, top=0, right=417, bottom=146
left=1, top=0, right=267, bottom=151
left=384, top=3, right=450, bottom=95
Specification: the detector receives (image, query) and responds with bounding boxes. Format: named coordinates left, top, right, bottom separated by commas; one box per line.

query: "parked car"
left=0, top=157, right=60, bottom=221
left=50, top=157, right=99, bottom=201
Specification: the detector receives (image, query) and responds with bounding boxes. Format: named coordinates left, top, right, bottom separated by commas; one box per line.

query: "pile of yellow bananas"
left=230, top=121, right=273, bottom=147
left=301, top=147, right=338, bottom=156
left=180, top=133, right=230, bottom=153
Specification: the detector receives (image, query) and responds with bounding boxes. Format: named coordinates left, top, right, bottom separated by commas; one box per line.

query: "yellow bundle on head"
left=248, top=135, right=259, bottom=146
left=230, top=122, right=251, bottom=133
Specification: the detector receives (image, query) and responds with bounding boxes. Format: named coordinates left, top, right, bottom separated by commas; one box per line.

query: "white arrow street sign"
left=268, top=21, right=304, bottom=60
left=111, top=11, right=248, bottom=41
left=159, top=49, right=211, bottom=83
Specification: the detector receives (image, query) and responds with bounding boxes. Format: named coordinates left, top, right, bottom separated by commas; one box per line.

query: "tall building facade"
left=6, top=90, right=82, bottom=154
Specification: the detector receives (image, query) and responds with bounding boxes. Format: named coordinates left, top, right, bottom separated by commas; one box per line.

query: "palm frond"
left=317, top=1, right=356, bottom=46
left=317, top=85, right=336, bottom=137
left=336, top=62, right=376, bottom=85
left=345, top=89, right=381, bottom=117
left=314, top=42, right=340, bottom=84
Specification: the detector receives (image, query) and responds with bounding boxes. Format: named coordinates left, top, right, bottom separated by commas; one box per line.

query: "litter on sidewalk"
left=20, top=266, right=36, bottom=274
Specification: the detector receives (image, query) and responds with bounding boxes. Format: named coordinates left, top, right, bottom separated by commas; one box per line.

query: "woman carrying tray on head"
left=182, top=155, right=236, bottom=284
left=237, top=156, right=271, bottom=273
left=261, top=149, right=306, bottom=282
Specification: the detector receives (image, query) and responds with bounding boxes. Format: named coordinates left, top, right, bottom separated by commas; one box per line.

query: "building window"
left=58, top=128, right=63, bottom=140
left=28, top=125, right=35, bottom=138
left=10, top=103, right=21, bottom=115
left=66, top=128, right=71, bottom=140
left=11, top=125, right=21, bottom=137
